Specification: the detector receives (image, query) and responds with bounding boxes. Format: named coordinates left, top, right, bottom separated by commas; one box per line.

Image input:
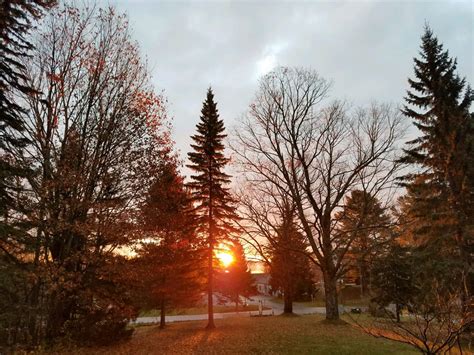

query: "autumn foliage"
left=1, top=3, right=172, bottom=348
left=1, top=2, right=472, bottom=354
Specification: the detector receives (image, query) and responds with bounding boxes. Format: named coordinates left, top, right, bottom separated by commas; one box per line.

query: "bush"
left=368, top=302, right=395, bottom=318
left=64, top=307, right=134, bottom=346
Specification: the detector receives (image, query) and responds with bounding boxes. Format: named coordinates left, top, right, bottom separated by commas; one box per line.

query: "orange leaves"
left=95, top=58, right=106, bottom=74
left=47, top=72, right=62, bottom=83
left=52, top=114, right=59, bottom=129
left=169, top=239, right=190, bottom=250
left=79, top=53, right=107, bottom=76
left=132, top=90, right=168, bottom=133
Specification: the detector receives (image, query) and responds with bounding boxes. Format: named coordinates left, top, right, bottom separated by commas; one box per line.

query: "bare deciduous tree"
left=236, top=182, right=316, bottom=313
left=232, top=67, right=405, bottom=320
left=350, top=282, right=473, bottom=354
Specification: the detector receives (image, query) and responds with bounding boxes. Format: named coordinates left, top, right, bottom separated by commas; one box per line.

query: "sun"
left=216, top=251, right=234, bottom=268
left=256, top=54, right=276, bottom=76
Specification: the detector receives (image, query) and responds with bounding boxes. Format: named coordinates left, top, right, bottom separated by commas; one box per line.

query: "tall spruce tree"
left=401, top=26, right=474, bottom=310
left=187, top=88, right=237, bottom=329
left=1, top=1, right=54, bottom=346
left=1, top=0, right=54, bottom=256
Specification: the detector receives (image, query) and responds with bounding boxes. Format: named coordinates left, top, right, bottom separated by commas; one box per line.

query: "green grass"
left=294, top=299, right=326, bottom=307
left=270, top=296, right=326, bottom=307
left=272, top=285, right=371, bottom=308
left=62, top=314, right=418, bottom=354
left=139, top=304, right=266, bottom=317
left=340, top=298, right=371, bottom=306
left=271, top=299, right=369, bottom=308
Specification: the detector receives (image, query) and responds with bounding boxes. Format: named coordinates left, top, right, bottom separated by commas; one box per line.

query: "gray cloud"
left=107, top=0, right=473, bottom=167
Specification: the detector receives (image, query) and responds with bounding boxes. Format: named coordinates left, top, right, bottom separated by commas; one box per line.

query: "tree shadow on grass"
left=320, top=318, right=349, bottom=326
left=278, top=313, right=300, bottom=318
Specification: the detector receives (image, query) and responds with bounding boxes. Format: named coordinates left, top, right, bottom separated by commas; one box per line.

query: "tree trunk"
left=360, top=259, right=370, bottom=298
left=283, top=290, right=293, bottom=314
left=29, top=227, right=44, bottom=345
left=395, top=303, right=401, bottom=323
left=28, top=280, right=42, bottom=344
left=323, top=272, right=339, bottom=320
left=206, top=166, right=215, bottom=330
left=160, top=299, right=166, bottom=329
left=457, top=228, right=472, bottom=315
left=46, top=294, right=71, bottom=342
left=206, top=243, right=215, bottom=329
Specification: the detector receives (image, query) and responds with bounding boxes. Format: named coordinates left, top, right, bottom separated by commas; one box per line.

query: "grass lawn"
left=294, top=298, right=371, bottom=307
left=272, top=285, right=372, bottom=307
left=58, top=314, right=418, bottom=354
left=271, top=297, right=370, bottom=308
left=140, top=304, right=267, bottom=317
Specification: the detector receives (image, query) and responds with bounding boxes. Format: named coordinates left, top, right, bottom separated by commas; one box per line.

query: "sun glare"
left=256, top=54, right=276, bottom=76
left=216, top=251, right=234, bottom=267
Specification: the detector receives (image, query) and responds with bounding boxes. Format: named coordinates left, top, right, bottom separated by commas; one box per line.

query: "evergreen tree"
left=337, top=190, right=391, bottom=296
left=269, top=204, right=315, bottom=314
left=1, top=0, right=54, bottom=240
left=216, top=241, right=255, bottom=310
left=0, top=1, right=54, bottom=347
left=137, top=162, right=203, bottom=329
left=401, top=26, right=474, bottom=309
left=371, top=244, right=416, bottom=322
left=371, top=241, right=465, bottom=326
left=187, top=88, right=238, bottom=329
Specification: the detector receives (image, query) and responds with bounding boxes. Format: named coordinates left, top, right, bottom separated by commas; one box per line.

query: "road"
left=246, top=295, right=326, bottom=315
left=132, top=296, right=366, bottom=325
left=132, top=308, right=275, bottom=325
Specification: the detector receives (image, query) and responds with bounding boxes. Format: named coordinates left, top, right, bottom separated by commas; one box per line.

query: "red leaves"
left=47, top=72, right=62, bottom=83
left=131, top=90, right=169, bottom=135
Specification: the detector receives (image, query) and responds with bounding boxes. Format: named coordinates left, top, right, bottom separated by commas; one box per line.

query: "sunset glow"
left=216, top=251, right=234, bottom=267
left=4, top=0, right=469, bottom=350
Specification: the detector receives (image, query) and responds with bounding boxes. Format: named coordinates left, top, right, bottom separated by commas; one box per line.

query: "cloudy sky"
left=106, top=0, right=472, bottom=166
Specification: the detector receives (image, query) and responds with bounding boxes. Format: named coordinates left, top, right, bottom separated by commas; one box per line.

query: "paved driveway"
left=247, top=295, right=326, bottom=315
left=132, top=308, right=274, bottom=325
left=132, top=296, right=366, bottom=325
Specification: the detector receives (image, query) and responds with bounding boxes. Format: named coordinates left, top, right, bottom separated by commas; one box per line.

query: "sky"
left=105, top=0, right=473, bottom=170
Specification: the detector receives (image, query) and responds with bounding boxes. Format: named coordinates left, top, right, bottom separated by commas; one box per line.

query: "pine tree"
left=138, top=162, right=203, bottom=329
left=1, top=1, right=54, bottom=346
left=401, top=26, right=474, bottom=309
left=371, top=244, right=416, bottom=322
left=269, top=204, right=315, bottom=314
left=216, top=241, right=255, bottom=310
left=142, top=162, right=196, bottom=240
left=337, top=190, right=391, bottom=297
left=187, top=88, right=238, bottom=329
left=1, top=1, right=55, bottom=223
left=0, top=0, right=54, bottom=259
